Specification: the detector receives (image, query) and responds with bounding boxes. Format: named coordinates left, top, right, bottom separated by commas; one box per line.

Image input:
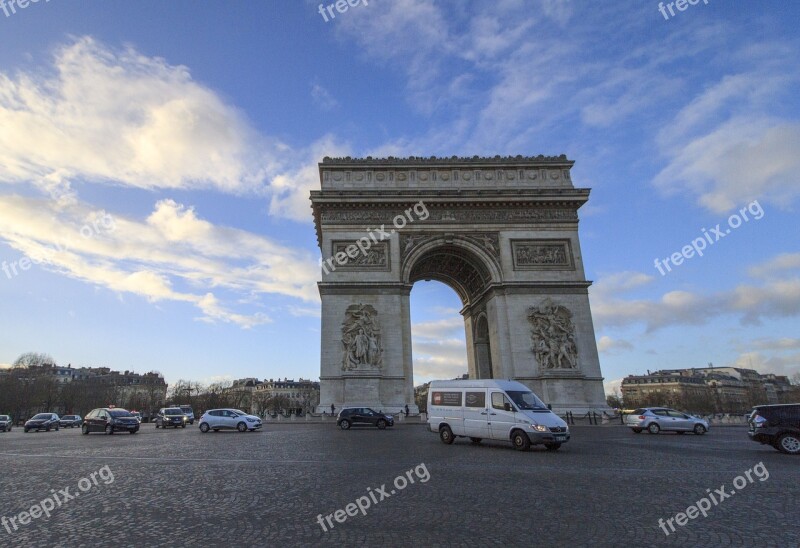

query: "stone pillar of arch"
left=310, top=155, right=608, bottom=414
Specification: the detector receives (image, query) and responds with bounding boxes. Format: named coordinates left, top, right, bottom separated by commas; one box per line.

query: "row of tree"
left=0, top=371, right=165, bottom=422
left=167, top=380, right=310, bottom=417
left=608, top=375, right=800, bottom=414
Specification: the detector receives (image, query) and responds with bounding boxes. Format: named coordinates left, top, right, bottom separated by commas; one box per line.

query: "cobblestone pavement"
left=0, top=423, right=796, bottom=547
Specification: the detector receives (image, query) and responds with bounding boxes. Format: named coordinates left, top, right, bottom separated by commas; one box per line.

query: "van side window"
left=491, top=392, right=508, bottom=411
left=465, top=392, right=486, bottom=408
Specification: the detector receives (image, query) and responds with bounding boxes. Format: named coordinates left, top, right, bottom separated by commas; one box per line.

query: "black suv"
left=748, top=404, right=800, bottom=454
left=155, top=408, right=187, bottom=429
left=337, top=407, right=394, bottom=430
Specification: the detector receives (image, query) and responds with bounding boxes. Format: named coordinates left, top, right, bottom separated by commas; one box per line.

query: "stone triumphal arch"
left=311, top=155, right=607, bottom=413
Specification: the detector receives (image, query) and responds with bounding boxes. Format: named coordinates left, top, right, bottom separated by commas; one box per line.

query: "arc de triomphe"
left=311, top=155, right=607, bottom=413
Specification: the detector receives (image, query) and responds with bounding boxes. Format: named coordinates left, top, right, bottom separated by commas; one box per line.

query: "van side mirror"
left=547, top=404, right=552, bottom=410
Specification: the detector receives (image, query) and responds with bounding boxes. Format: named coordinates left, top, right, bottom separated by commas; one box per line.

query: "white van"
left=427, top=380, right=570, bottom=451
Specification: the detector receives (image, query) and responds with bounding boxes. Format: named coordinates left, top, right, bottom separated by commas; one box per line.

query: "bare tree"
left=13, top=352, right=56, bottom=367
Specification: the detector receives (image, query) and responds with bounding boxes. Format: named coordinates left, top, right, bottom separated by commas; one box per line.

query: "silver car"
left=198, top=409, right=262, bottom=433
left=625, top=407, right=709, bottom=435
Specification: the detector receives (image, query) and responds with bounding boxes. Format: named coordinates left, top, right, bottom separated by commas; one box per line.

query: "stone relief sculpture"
left=511, top=240, right=573, bottom=270
left=528, top=299, right=578, bottom=369
left=516, top=244, right=567, bottom=265
left=332, top=242, right=388, bottom=268
left=342, top=304, right=383, bottom=370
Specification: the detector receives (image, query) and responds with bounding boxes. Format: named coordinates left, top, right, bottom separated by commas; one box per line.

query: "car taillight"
left=638, top=416, right=645, bottom=420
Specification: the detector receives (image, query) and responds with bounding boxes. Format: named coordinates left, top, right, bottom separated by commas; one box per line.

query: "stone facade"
left=311, top=155, right=608, bottom=413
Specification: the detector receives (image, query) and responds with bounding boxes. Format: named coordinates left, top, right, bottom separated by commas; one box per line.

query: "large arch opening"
left=409, top=280, right=468, bottom=387
left=406, top=242, right=499, bottom=413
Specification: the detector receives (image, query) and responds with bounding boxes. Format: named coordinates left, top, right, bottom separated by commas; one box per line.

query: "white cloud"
left=411, top=314, right=467, bottom=382
left=311, top=84, right=338, bottom=110
left=747, top=338, right=800, bottom=352
left=590, top=266, right=800, bottom=332
left=730, top=352, right=800, bottom=379
left=0, top=195, right=320, bottom=327
left=604, top=378, right=623, bottom=397
left=0, top=37, right=283, bottom=199
left=597, top=336, right=633, bottom=354
left=268, top=134, right=351, bottom=222
left=748, top=253, right=800, bottom=278
left=654, top=118, right=800, bottom=213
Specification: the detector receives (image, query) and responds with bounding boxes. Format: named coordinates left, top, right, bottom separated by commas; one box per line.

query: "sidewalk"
left=262, top=414, right=428, bottom=425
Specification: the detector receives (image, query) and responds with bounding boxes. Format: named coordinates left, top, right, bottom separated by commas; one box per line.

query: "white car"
left=198, top=409, right=262, bottom=433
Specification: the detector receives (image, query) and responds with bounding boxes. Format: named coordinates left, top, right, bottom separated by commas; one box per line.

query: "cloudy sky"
left=0, top=1, right=798, bottom=391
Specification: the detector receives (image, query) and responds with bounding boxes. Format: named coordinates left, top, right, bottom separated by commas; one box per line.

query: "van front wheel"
left=439, top=426, right=455, bottom=445
left=512, top=430, right=531, bottom=451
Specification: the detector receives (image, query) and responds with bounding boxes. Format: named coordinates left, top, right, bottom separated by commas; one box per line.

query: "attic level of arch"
left=311, top=194, right=589, bottom=246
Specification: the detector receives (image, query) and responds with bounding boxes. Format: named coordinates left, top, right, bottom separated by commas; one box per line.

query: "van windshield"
left=506, top=391, right=548, bottom=410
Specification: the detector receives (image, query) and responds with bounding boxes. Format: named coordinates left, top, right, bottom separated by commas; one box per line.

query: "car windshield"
left=0, top=415, right=9, bottom=420
left=230, top=410, right=247, bottom=416
left=180, top=407, right=192, bottom=413
left=165, top=409, right=183, bottom=415
left=31, top=414, right=52, bottom=420
left=506, top=391, right=548, bottom=410
left=109, top=410, right=133, bottom=417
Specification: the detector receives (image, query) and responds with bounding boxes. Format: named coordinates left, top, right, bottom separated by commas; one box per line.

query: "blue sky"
left=0, top=0, right=798, bottom=393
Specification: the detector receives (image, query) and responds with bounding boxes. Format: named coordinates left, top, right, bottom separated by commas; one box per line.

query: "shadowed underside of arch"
left=408, top=245, right=492, bottom=306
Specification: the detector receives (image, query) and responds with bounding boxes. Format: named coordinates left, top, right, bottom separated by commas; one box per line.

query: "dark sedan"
left=82, top=408, right=140, bottom=435
left=59, top=415, right=83, bottom=428
left=24, top=413, right=60, bottom=433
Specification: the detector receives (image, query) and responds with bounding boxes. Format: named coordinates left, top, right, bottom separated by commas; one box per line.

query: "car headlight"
left=530, top=424, right=548, bottom=432
left=246, top=417, right=257, bottom=423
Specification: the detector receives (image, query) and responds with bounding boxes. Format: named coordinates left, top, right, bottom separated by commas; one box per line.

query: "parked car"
left=155, top=408, right=188, bottom=429
left=198, top=409, right=262, bottom=432
left=427, top=380, right=569, bottom=451
left=625, top=408, right=709, bottom=435
left=24, top=413, right=60, bottom=433
left=59, top=415, right=83, bottom=428
left=337, top=407, right=394, bottom=431
left=0, top=415, right=12, bottom=432
left=179, top=405, right=195, bottom=425
left=748, top=404, right=800, bottom=455
left=82, top=408, right=140, bottom=435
